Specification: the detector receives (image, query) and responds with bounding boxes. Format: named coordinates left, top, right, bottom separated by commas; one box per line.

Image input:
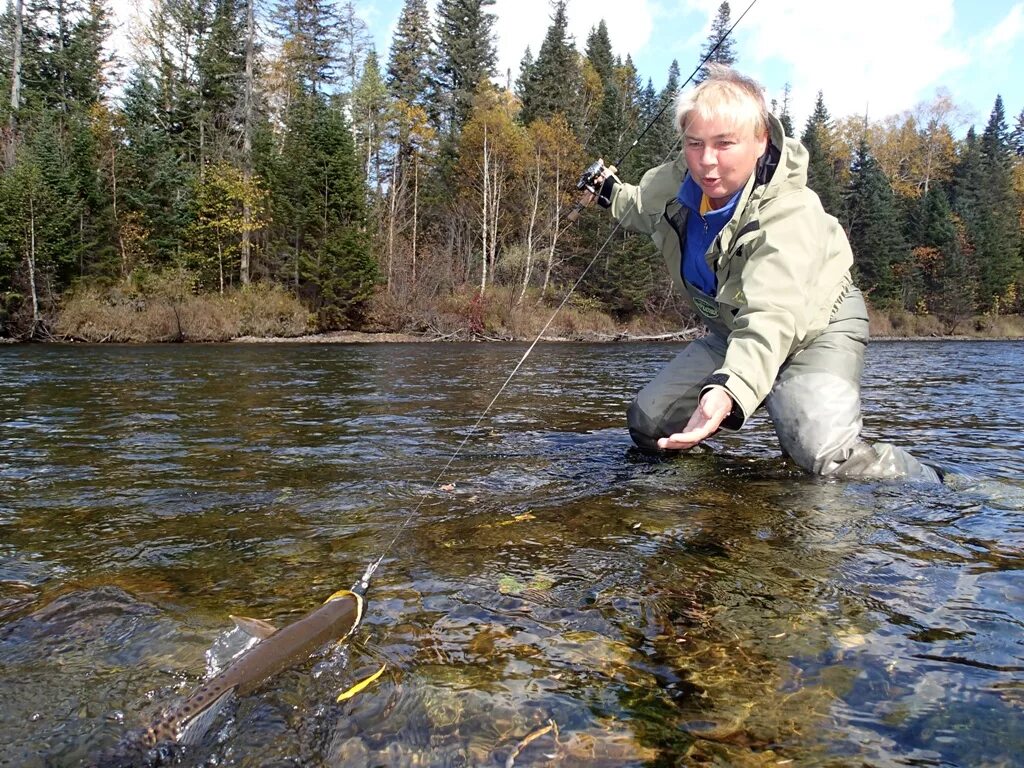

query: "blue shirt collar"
left=677, top=175, right=742, bottom=218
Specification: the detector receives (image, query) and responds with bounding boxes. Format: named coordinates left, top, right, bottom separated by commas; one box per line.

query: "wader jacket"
left=605, top=114, right=853, bottom=427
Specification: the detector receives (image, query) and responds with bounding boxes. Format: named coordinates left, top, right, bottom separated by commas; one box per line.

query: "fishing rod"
left=353, top=0, right=760, bottom=599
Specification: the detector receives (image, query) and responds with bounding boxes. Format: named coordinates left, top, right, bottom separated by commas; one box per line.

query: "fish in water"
left=95, top=588, right=366, bottom=766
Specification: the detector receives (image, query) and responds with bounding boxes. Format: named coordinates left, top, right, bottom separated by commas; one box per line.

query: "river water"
left=0, top=341, right=1022, bottom=767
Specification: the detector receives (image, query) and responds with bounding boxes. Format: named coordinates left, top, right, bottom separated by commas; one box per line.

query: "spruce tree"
left=695, top=2, right=736, bottom=83
left=272, top=0, right=339, bottom=94
left=517, top=0, right=581, bottom=128
left=913, top=186, right=956, bottom=250
left=433, top=0, right=496, bottom=139
left=351, top=49, right=388, bottom=191
left=633, top=60, right=680, bottom=171
left=801, top=91, right=843, bottom=217
left=845, top=137, right=907, bottom=306
left=514, top=46, right=533, bottom=102
left=196, top=0, right=247, bottom=162
left=1010, top=106, right=1024, bottom=157
left=335, top=0, right=371, bottom=99
left=972, top=95, right=1020, bottom=311
left=776, top=83, right=793, bottom=137
left=583, top=22, right=619, bottom=160
left=386, top=0, right=434, bottom=109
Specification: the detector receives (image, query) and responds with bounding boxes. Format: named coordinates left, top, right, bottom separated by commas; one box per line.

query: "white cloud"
left=984, top=2, right=1024, bottom=49
left=736, top=0, right=969, bottom=125
left=490, top=0, right=654, bottom=83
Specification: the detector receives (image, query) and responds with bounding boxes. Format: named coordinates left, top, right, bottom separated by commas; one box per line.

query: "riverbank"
left=5, top=282, right=1023, bottom=343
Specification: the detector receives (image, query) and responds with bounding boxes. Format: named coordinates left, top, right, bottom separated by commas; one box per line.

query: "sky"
left=107, top=0, right=1024, bottom=131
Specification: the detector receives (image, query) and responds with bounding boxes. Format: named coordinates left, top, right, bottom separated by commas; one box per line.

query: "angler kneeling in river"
left=584, top=64, right=939, bottom=482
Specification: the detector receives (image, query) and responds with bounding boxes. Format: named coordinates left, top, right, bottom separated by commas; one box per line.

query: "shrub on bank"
left=868, top=306, right=1024, bottom=338
left=55, top=277, right=310, bottom=342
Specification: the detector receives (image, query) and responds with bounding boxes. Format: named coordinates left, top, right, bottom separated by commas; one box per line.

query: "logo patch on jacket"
left=693, top=293, right=719, bottom=319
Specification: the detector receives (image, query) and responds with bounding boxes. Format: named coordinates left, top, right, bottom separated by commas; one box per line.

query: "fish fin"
left=176, top=688, right=234, bottom=746
left=337, top=663, right=387, bottom=703
left=230, top=615, right=278, bottom=640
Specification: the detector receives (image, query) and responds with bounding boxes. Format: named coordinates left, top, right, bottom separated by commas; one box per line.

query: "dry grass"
left=55, top=278, right=310, bottom=342
left=869, top=307, right=1024, bottom=338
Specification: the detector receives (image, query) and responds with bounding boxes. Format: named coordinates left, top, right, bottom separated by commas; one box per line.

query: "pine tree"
left=386, top=0, right=433, bottom=109
left=631, top=61, right=679, bottom=173
left=695, top=2, right=736, bottom=83
left=845, top=137, right=907, bottom=306
left=801, top=91, right=843, bottom=217
left=514, top=47, right=531, bottom=91
left=971, top=95, right=1020, bottom=311
left=1010, top=106, right=1024, bottom=157
left=272, top=0, right=339, bottom=94
left=583, top=22, right=621, bottom=160
left=334, top=0, right=371, bottom=99
left=196, top=0, right=246, bottom=163
left=434, top=0, right=496, bottom=139
left=119, top=66, right=197, bottom=264
left=517, top=0, right=581, bottom=128
left=350, top=49, right=388, bottom=191
left=912, top=186, right=956, bottom=250
left=775, top=83, right=793, bottom=137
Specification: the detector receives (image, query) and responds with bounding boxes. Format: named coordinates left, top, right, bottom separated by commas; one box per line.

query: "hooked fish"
left=146, top=588, right=364, bottom=747
left=96, top=588, right=368, bottom=765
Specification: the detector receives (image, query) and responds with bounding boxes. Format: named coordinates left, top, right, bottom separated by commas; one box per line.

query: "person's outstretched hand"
left=657, top=388, right=733, bottom=450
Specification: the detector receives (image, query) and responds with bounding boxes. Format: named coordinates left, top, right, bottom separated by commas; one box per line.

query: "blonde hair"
left=674, top=64, right=770, bottom=139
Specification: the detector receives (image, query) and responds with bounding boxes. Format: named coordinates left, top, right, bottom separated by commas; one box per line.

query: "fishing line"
left=353, top=0, right=760, bottom=598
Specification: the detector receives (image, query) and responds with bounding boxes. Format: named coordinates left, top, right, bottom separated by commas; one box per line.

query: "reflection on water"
left=1, top=341, right=1022, bottom=766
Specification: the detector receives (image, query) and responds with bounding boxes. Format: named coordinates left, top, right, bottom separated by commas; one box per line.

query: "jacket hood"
left=768, top=113, right=808, bottom=194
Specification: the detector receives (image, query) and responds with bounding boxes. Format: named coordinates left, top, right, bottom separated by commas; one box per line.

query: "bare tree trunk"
left=488, top=161, right=501, bottom=283
left=480, top=125, right=488, bottom=292
left=387, top=163, right=397, bottom=294
left=5, top=0, right=23, bottom=166
left=412, top=154, right=418, bottom=288
left=541, top=161, right=562, bottom=297
left=519, top=155, right=541, bottom=306
left=27, top=194, right=40, bottom=337
left=56, top=0, right=68, bottom=111
left=240, top=0, right=255, bottom=284
left=218, top=238, right=224, bottom=294
left=8, top=0, right=22, bottom=116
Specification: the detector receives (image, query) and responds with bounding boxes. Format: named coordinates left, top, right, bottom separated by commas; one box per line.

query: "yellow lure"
left=337, top=663, right=387, bottom=702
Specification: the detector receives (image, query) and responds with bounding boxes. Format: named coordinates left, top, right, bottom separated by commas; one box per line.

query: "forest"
left=1, top=0, right=1023, bottom=341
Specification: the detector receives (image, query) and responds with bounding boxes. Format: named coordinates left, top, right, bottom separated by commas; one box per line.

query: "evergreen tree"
left=801, top=91, right=843, bottom=217
left=272, top=0, right=339, bottom=94
left=517, top=0, right=581, bottom=128
left=302, top=96, right=376, bottom=326
left=933, top=216, right=978, bottom=331
left=196, top=0, right=247, bottom=163
left=1010, top=106, right=1024, bottom=157
left=350, top=48, right=388, bottom=191
left=774, top=82, right=793, bottom=137
left=119, top=66, right=197, bottom=264
left=386, top=0, right=433, bottom=109
left=433, top=0, right=496, bottom=139
left=911, top=186, right=956, bottom=250
left=695, top=1, right=736, bottom=83
left=972, top=95, right=1020, bottom=311
left=334, top=0, right=371, bottom=98
left=845, top=137, right=907, bottom=306
left=981, top=94, right=1009, bottom=165
left=633, top=60, right=679, bottom=171
left=514, top=46, right=533, bottom=102
left=582, top=20, right=616, bottom=158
